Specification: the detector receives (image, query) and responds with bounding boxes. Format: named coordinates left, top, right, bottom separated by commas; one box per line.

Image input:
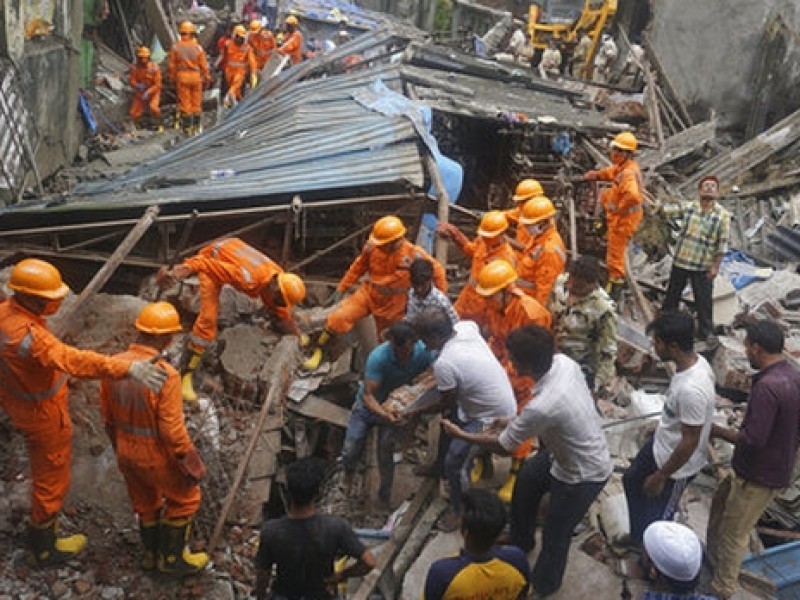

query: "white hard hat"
left=643, top=521, right=703, bottom=582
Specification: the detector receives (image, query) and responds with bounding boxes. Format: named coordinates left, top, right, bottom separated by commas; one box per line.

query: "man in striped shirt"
left=662, top=175, right=731, bottom=341
left=406, top=258, right=459, bottom=326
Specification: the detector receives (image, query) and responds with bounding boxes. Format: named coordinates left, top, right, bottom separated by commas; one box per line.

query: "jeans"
left=623, top=436, right=691, bottom=543
left=510, top=451, right=608, bottom=596
left=663, top=266, right=714, bottom=339
left=439, top=416, right=483, bottom=516
left=341, top=403, right=397, bottom=501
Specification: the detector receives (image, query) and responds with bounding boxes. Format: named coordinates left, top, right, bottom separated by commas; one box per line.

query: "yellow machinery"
left=527, top=0, right=617, bottom=77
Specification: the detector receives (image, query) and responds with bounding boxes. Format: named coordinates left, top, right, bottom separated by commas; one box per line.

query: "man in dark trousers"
left=254, top=458, right=376, bottom=600
left=707, top=319, right=800, bottom=599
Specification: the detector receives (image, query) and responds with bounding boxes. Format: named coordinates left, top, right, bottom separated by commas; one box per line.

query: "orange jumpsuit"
left=504, top=207, right=532, bottom=248
left=327, top=240, right=447, bottom=336
left=452, top=235, right=516, bottom=328
left=249, top=30, right=276, bottom=70
left=485, top=288, right=551, bottom=459
left=516, top=226, right=566, bottom=307
left=0, top=298, right=131, bottom=524
left=101, top=344, right=200, bottom=522
left=596, top=158, right=643, bottom=282
left=167, top=38, right=210, bottom=116
left=223, top=39, right=257, bottom=102
left=182, top=237, right=293, bottom=351
left=129, top=60, right=162, bottom=120
left=278, top=29, right=304, bottom=64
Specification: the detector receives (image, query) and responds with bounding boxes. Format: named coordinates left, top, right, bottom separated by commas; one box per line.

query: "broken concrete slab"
left=289, top=394, right=350, bottom=428
left=712, top=334, right=753, bottom=394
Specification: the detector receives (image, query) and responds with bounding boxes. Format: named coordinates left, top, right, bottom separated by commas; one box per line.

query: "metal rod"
left=288, top=222, right=373, bottom=271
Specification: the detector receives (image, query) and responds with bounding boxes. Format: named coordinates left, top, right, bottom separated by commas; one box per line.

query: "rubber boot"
left=497, top=458, right=522, bottom=504
left=139, top=521, right=159, bottom=570
left=174, top=110, right=182, bottom=130
left=182, top=115, right=193, bottom=135
left=302, top=329, right=332, bottom=371
left=155, top=118, right=164, bottom=134
left=157, top=518, right=209, bottom=575
left=606, top=279, right=624, bottom=303
left=181, top=350, right=203, bottom=403
left=27, top=517, right=87, bottom=567
left=195, top=115, right=203, bottom=135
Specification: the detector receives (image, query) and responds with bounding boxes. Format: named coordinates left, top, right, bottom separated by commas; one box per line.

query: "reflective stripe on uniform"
left=188, top=333, right=212, bottom=349
left=117, top=422, right=158, bottom=438
left=517, top=279, right=536, bottom=289
left=0, top=355, right=68, bottom=402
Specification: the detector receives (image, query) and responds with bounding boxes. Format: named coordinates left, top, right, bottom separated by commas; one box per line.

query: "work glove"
left=128, top=360, right=168, bottom=393
left=299, top=333, right=311, bottom=348
left=142, top=90, right=151, bottom=100
left=325, top=290, right=344, bottom=307
left=176, top=447, right=206, bottom=484
left=250, top=74, right=258, bottom=88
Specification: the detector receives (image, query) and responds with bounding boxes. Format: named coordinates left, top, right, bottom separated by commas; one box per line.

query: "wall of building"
left=650, top=0, right=800, bottom=131
left=0, top=0, right=83, bottom=201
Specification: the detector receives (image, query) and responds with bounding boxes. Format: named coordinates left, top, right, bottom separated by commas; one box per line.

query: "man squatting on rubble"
left=706, top=319, right=800, bottom=600
left=661, top=175, right=731, bottom=342
left=0, top=259, right=168, bottom=566
left=101, top=301, right=209, bottom=574
left=340, top=320, right=434, bottom=509
left=623, top=311, right=715, bottom=547
left=409, top=306, right=517, bottom=532
left=443, top=325, right=612, bottom=597
left=641, top=521, right=716, bottom=599
left=158, top=236, right=307, bottom=402
left=255, top=458, right=376, bottom=600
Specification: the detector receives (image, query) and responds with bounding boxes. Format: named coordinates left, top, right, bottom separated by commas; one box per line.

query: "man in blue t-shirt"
left=424, top=488, right=530, bottom=600
left=341, top=320, right=434, bottom=507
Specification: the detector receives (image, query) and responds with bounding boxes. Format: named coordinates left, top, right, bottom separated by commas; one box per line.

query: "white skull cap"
left=643, top=521, right=703, bottom=582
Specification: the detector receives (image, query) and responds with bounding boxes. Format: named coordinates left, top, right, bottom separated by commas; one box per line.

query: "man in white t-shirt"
left=623, top=311, right=715, bottom=546
left=409, top=307, right=516, bottom=532
left=442, top=325, right=611, bottom=597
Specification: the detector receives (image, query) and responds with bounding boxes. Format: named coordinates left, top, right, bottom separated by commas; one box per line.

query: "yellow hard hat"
left=512, top=179, right=544, bottom=203
left=250, top=20, right=263, bottom=32
left=135, top=302, right=182, bottom=334
left=233, top=24, right=248, bottom=37
left=369, top=216, right=406, bottom=246
left=136, top=46, right=151, bottom=59
left=477, top=211, right=509, bottom=238
left=519, top=196, right=556, bottom=225
left=8, top=258, right=70, bottom=299
left=475, top=260, right=518, bottom=296
left=285, top=15, right=299, bottom=26
left=277, top=273, right=306, bottom=307
left=610, top=131, right=638, bottom=152
left=179, top=21, right=196, bottom=35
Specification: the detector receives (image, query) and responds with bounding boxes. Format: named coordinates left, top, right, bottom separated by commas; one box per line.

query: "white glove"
left=128, top=360, right=168, bottom=393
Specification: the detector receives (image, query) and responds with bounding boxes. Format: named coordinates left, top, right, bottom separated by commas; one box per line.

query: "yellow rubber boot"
left=497, top=458, right=522, bottom=504
left=302, top=330, right=331, bottom=371
left=158, top=518, right=209, bottom=575
left=181, top=351, right=203, bottom=403
left=27, top=518, right=87, bottom=567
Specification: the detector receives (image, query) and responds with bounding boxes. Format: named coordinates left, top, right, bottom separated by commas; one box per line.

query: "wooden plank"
left=143, top=0, right=177, bottom=51
left=351, top=478, right=437, bottom=600
left=638, top=119, right=717, bottom=171
left=208, top=338, right=297, bottom=550
left=288, top=394, right=350, bottom=429
left=426, top=152, right=451, bottom=265
left=51, top=206, right=159, bottom=338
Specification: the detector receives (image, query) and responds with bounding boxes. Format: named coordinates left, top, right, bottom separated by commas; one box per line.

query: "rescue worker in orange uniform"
left=278, top=15, right=304, bottom=65
left=474, top=259, right=551, bottom=502
left=159, top=238, right=307, bottom=401
left=437, top=211, right=516, bottom=328
left=303, top=216, right=447, bottom=371
left=168, top=21, right=210, bottom=134
left=584, top=131, right=644, bottom=300
left=515, top=196, right=566, bottom=307
left=222, top=24, right=258, bottom=107
left=0, top=259, right=167, bottom=566
left=129, top=46, right=163, bottom=131
left=248, top=19, right=276, bottom=71
left=101, top=302, right=208, bottom=574
left=505, top=178, right=545, bottom=250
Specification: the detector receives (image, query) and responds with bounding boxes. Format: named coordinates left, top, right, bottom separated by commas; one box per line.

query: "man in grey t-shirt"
left=443, top=325, right=611, bottom=597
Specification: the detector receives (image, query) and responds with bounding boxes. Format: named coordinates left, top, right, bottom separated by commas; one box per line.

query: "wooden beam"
left=51, top=206, right=160, bottom=338
left=208, top=338, right=298, bottom=550
left=426, top=155, right=451, bottom=265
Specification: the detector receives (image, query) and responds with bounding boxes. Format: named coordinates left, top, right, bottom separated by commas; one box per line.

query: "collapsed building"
left=2, top=0, right=800, bottom=598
